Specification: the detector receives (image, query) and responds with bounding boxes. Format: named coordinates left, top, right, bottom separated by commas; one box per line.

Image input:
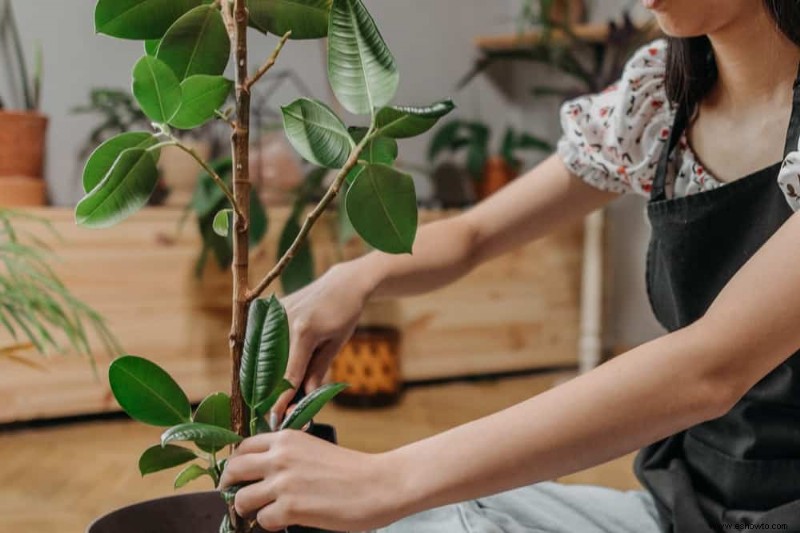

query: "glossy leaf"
left=375, top=99, right=456, bottom=139
left=194, top=392, right=232, bottom=453
left=328, top=0, right=398, bottom=115
left=132, top=55, right=182, bottom=123
left=241, top=296, right=290, bottom=412
left=108, top=355, right=192, bottom=427
left=255, top=378, right=294, bottom=419
left=139, top=444, right=196, bottom=476
left=161, top=422, right=243, bottom=448
left=82, top=132, right=160, bottom=193
left=249, top=0, right=332, bottom=39
left=174, top=463, right=212, bottom=489
left=280, top=383, right=348, bottom=430
left=278, top=214, right=315, bottom=295
left=282, top=98, right=352, bottom=168
left=95, top=0, right=201, bottom=40
left=194, top=392, right=232, bottom=429
left=212, top=209, right=232, bottom=237
left=76, top=148, right=160, bottom=228
left=346, top=163, right=418, bottom=254
left=345, top=128, right=398, bottom=184
left=157, top=5, right=230, bottom=80
left=144, top=39, right=160, bottom=56
left=219, top=514, right=234, bottom=533
left=170, top=75, right=233, bottom=129
left=249, top=189, right=269, bottom=247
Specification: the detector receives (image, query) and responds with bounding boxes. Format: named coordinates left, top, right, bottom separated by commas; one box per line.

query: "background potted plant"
left=75, top=0, right=453, bottom=532
left=0, top=0, right=47, bottom=206
left=0, top=208, right=119, bottom=366
left=428, top=120, right=552, bottom=200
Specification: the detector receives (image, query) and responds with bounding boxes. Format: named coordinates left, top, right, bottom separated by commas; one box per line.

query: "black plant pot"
left=87, top=424, right=338, bottom=533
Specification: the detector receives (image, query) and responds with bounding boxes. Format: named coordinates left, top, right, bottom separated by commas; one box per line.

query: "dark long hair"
left=665, top=1, right=800, bottom=116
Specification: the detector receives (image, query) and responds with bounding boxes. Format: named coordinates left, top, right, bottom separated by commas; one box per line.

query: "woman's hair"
left=665, top=0, right=800, bottom=116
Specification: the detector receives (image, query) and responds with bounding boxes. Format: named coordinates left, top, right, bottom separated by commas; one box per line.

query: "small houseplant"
left=76, top=1, right=453, bottom=532
left=428, top=120, right=551, bottom=199
left=0, top=0, right=47, bottom=206
left=0, top=208, right=119, bottom=366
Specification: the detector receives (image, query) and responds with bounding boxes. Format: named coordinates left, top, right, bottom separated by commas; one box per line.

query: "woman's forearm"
left=386, top=323, right=738, bottom=516
left=347, top=155, right=617, bottom=300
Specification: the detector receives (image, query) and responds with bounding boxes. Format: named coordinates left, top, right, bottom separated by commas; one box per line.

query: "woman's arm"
left=353, top=154, right=617, bottom=299
left=389, top=210, right=800, bottom=513
left=274, top=155, right=616, bottom=405
left=222, top=212, right=800, bottom=532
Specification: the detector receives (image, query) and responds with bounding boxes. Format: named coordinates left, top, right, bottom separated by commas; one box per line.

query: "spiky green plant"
left=0, top=209, right=120, bottom=368
left=0, top=0, right=41, bottom=110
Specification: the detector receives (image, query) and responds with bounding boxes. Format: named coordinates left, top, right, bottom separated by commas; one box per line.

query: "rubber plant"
left=77, top=0, right=454, bottom=531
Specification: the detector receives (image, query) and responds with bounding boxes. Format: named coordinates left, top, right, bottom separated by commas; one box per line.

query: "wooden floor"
left=0, top=372, right=638, bottom=531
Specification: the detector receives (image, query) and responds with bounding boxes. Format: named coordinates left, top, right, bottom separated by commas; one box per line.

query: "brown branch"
left=246, top=134, right=372, bottom=302
left=221, top=0, right=235, bottom=38
left=166, top=139, right=245, bottom=222
left=245, top=31, right=292, bottom=91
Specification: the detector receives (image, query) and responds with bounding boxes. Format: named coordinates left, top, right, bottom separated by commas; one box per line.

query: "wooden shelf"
left=475, top=21, right=659, bottom=53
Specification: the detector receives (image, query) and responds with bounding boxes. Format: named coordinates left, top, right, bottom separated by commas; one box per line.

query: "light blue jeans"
left=372, top=482, right=661, bottom=533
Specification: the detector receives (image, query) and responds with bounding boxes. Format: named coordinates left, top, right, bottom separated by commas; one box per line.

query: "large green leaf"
left=132, top=56, right=182, bottom=124
left=82, top=132, right=160, bottom=193
left=241, top=296, right=290, bottom=412
left=157, top=5, right=230, bottom=81
left=345, top=127, right=398, bottom=184
left=76, top=148, right=160, bottom=228
left=161, top=422, right=243, bottom=448
left=170, top=75, right=233, bottom=129
left=174, top=463, right=212, bottom=489
left=254, top=378, right=294, bottom=419
left=194, top=392, right=232, bottom=429
left=282, top=98, right=352, bottom=168
left=280, top=383, right=348, bottom=430
left=346, top=163, right=417, bottom=254
left=375, top=99, right=456, bottom=139
left=108, top=355, right=192, bottom=427
left=193, top=392, right=233, bottom=453
left=327, top=0, right=398, bottom=115
left=278, top=214, right=315, bottom=295
left=139, top=444, right=196, bottom=476
left=249, top=0, right=332, bottom=39
left=95, top=0, right=201, bottom=40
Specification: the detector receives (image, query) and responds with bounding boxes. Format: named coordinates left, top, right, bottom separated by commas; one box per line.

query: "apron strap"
left=783, top=62, right=800, bottom=157
left=650, top=103, right=689, bottom=202
left=651, top=61, right=800, bottom=203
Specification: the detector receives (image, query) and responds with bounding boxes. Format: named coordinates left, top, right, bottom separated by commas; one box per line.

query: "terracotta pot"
left=478, top=156, right=518, bottom=200
left=0, top=175, right=47, bottom=206
left=0, top=111, right=48, bottom=179
left=88, top=425, right=338, bottom=533
left=550, top=0, right=586, bottom=25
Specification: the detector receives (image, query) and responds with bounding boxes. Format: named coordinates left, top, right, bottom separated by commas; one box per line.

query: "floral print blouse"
left=557, top=39, right=800, bottom=211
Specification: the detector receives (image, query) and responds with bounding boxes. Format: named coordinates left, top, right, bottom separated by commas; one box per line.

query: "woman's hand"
left=220, top=431, right=406, bottom=532
left=272, top=263, right=373, bottom=423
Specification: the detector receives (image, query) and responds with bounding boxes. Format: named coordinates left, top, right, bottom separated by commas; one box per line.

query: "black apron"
left=636, top=71, right=800, bottom=532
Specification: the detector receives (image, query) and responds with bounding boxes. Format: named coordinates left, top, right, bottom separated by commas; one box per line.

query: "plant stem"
left=247, top=129, right=374, bottom=302
left=245, top=31, right=292, bottom=91
left=153, top=138, right=245, bottom=222
left=230, top=1, right=251, bottom=531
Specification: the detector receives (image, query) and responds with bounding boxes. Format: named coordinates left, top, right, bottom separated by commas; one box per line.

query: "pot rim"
left=0, top=109, right=48, bottom=121
left=86, top=490, right=221, bottom=532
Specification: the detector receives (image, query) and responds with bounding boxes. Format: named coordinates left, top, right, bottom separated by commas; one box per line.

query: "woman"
left=221, top=1, right=800, bottom=531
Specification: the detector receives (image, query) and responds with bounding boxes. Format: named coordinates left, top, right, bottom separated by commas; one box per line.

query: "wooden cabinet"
left=0, top=208, right=582, bottom=423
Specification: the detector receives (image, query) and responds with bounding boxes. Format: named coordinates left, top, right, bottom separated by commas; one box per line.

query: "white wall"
left=12, top=0, right=662, bottom=349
